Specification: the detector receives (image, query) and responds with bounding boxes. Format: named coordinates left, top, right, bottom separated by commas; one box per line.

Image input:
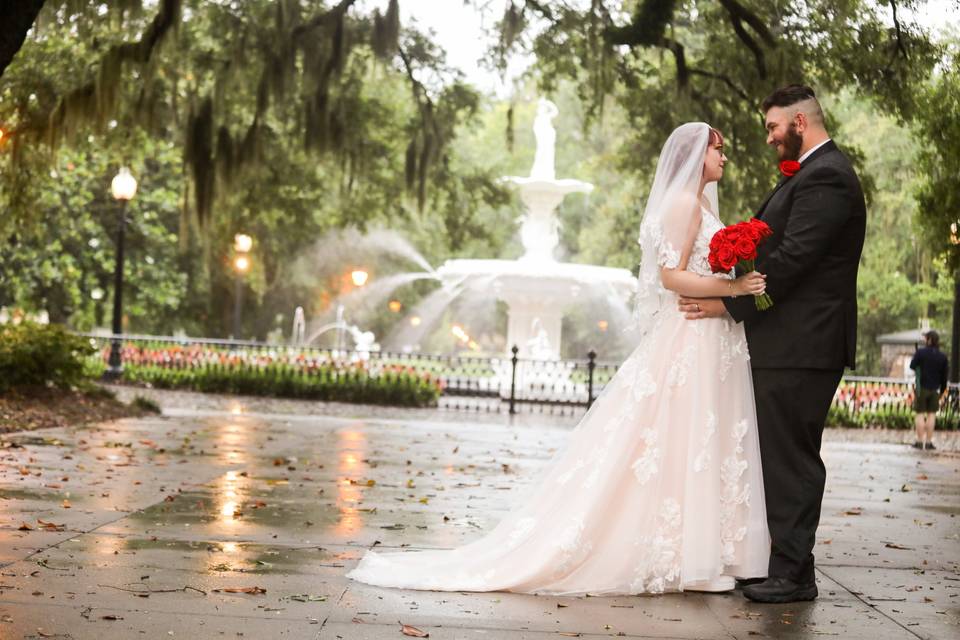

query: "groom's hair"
left=761, top=85, right=824, bottom=125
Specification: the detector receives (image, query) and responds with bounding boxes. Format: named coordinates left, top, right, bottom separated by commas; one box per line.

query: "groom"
left=679, top=85, right=866, bottom=603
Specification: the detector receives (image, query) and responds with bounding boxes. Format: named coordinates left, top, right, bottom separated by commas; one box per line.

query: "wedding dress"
left=347, top=124, right=770, bottom=595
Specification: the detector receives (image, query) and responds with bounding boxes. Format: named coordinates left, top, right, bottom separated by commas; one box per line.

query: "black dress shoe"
left=742, top=577, right=818, bottom=603
left=735, top=577, right=766, bottom=589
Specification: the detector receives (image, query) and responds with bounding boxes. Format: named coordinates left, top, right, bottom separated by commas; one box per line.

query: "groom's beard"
left=779, top=123, right=804, bottom=161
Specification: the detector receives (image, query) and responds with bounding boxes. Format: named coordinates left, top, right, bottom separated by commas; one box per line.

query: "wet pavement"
left=0, top=388, right=957, bottom=639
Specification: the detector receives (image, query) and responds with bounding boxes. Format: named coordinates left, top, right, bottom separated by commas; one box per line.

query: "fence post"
left=509, top=345, right=519, bottom=415
left=587, top=350, right=597, bottom=408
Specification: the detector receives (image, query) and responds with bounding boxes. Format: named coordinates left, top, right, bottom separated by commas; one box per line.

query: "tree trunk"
left=0, top=0, right=46, bottom=80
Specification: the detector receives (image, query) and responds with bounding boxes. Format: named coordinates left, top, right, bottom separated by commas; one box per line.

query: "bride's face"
left=702, top=140, right=727, bottom=184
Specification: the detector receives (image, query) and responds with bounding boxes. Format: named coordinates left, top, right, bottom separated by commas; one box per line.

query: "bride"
left=347, top=122, right=770, bottom=595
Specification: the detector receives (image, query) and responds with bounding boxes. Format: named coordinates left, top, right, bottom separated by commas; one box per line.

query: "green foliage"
left=915, top=52, right=960, bottom=272
left=827, top=403, right=960, bottom=431
left=0, top=133, right=186, bottom=330
left=828, top=90, right=954, bottom=374
left=0, top=322, right=95, bottom=392
left=119, top=361, right=440, bottom=408
left=8, top=0, right=486, bottom=227
left=0, top=1, right=513, bottom=340
left=131, top=395, right=161, bottom=413
left=503, top=0, right=942, bottom=224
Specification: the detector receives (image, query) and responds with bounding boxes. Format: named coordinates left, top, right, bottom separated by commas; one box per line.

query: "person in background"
left=910, top=330, right=948, bottom=451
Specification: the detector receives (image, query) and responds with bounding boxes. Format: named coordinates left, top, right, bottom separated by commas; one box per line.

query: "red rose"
left=716, top=244, right=738, bottom=271
left=709, top=252, right=724, bottom=273
left=749, top=218, right=773, bottom=238
left=739, top=221, right=761, bottom=242
left=734, top=236, right=758, bottom=261
left=779, top=160, right=801, bottom=177
left=709, top=231, right=723, bottom=252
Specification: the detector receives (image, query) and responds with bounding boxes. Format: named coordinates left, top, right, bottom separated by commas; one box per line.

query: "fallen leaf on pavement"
left=287, top=594, right=327, bottom=602
left=37, top=520, right=65, bottom=532
left=61, top=499, right=71, bottom=509
left=844, top=508, right=862, bottom=516
left=18, top=522, right=33, bottom=531
left=400, top=622, right=429, bottom=637
left=212, top=586, right=266, bottom=594
left=884, top=542, right=914, bottom=550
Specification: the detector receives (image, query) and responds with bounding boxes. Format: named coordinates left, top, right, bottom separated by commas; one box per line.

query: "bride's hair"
left=707, top=127, right=724, bottom=147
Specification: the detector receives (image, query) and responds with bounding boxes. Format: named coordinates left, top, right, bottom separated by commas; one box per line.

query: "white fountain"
left=436, top=98, right=636, bottom=359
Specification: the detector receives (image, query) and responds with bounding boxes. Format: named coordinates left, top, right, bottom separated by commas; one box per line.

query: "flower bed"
left=830, top=379, right=958, bottom=430
left=91, top=343, right=442, bottom=408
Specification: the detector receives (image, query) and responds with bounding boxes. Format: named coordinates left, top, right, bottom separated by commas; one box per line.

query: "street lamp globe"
left=351, top=269, right=369, bottom=287
left=234, top=233, right=253, bottom=253
left=234, top=255, right=251, bottom=273
left=111, top=167, right=138, bottom=201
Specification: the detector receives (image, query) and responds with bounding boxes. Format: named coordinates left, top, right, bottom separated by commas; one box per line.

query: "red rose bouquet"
left=708, top=219, right=774, bottom=310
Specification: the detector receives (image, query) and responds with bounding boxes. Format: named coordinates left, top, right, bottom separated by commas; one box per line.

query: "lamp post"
left=105, top=167, right=138, bottom=380
left=232, top=233, right=253, bottom=340
left=950, top=222, right=960, bottom=384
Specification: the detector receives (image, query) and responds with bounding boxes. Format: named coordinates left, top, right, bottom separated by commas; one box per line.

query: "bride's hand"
left=733, top=271, right=766, bottom=296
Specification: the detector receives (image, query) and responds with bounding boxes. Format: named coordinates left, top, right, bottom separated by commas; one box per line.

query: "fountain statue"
left=530, top=99, right=559, bottom=180
left=436, top=98, right=635, bottom=359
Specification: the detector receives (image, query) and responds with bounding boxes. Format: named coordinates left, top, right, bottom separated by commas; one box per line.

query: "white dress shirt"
left=798, top=138, right=831, bottom=164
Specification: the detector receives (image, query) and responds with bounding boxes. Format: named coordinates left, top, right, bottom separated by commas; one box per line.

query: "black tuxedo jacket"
left=722, top=140, right=866, bottom=370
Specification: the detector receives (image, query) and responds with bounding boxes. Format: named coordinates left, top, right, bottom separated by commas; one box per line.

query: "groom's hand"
left=678, top=297, right=728, bottom=320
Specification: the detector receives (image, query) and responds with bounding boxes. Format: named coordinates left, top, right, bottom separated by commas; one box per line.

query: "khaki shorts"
left=914, top=388, right=940, bottom=413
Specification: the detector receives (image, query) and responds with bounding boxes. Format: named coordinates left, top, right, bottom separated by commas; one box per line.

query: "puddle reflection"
left=336, top=429, right=368, bottom=535
left=217, top=421, right=250, bottom=466
left=215, top=469, right=250, bottom=526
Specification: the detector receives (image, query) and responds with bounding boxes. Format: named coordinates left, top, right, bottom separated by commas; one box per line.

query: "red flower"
left=735, top=236, right=758, bottom=261
left=716, top=244, right=738, bottom=271
left=749, top=219, right=773, bottom=238
left=708, top=252, right=724, bottom=273
left=779, top=160, right=801, bottom=177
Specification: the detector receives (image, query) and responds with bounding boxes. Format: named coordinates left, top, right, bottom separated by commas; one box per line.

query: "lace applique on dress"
left=629, top=498, right=683, bottom=594
left=631, top=428, right=661, bottom=485
left=666, top=344, right=696, bottom=388
left=719, top=419, right=751, bottom=563
left=694, top=411, right=717, bottom=473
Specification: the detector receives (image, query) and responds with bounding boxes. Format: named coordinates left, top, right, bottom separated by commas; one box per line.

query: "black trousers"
left=751, top=367, right=843, bottom=584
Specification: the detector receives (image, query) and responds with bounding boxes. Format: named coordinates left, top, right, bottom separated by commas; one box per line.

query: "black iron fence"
left=78, top=333, right=619, bottom=416
left=77, top=333, right=959, bottom=428
left=832, top=376, right=960, bottom=429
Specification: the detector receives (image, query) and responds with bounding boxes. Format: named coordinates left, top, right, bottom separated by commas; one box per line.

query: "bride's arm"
left=658, top=214, right=766, bottom=298
left=662, top=266, right=765, bottom=298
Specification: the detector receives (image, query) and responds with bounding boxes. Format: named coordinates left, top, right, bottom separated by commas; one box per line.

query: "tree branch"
left=660, top=36, right=688, bottom=86
left=688, top=68, right=750, bottom=103
left=717, top=0, right=776, bottom=46
left=888, top=0, right=910, bottom=61
left=291, top=0, right=358, bottom=40
left=727, top=12, right=766, bottom=78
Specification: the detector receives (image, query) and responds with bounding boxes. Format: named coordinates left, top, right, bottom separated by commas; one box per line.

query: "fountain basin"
left=438, top=258, right=635, bottom=360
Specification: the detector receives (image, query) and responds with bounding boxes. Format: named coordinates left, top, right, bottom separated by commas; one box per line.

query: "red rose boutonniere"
left=779, top=160, right=801, bottom=177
